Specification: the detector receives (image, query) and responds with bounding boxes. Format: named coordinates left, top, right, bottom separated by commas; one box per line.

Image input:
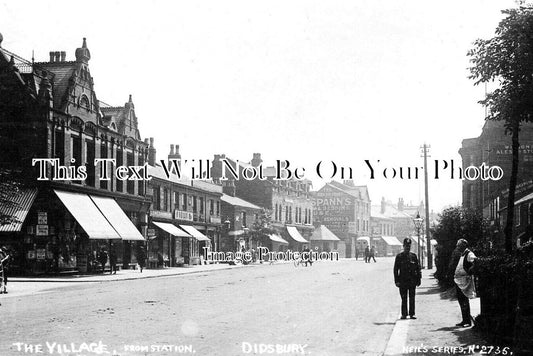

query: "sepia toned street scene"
left=1, top=1, right=533, bottom=355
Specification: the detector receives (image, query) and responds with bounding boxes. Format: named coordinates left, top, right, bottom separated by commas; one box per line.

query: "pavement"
left=384, top=268, right=494, bottom=356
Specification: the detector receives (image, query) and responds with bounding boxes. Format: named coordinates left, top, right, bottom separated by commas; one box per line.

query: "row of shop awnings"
left=152, top=221, right=210, bottom=241
left=357, top=236, right=403, bottom=246
left=54, top=190, right=144, bottom=241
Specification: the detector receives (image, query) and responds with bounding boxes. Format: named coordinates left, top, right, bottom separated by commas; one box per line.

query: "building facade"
left=460, top=120, right=533, bottom=240
left=0, top=36, right=149, bottom=274
left=313, top=180, right=371, bottom=258
left=212, top=153, right=314, bottom=251
left=147, top=143, right=222, bottom=266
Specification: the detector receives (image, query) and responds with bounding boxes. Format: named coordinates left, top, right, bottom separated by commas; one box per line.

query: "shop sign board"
left=37, top=212, right=47, bottom=225
left=36, top=249, right=46, bottom=260
left=36, top=225, right=49, bottom=236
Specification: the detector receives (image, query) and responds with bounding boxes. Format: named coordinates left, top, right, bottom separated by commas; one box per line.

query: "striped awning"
left=287, top=226, right=308, bottom=243
left=179, top=225, right=211, bottom=241
left=269, top=234, right=289, bottom=245
left=0, top=188, right=38, bottom=232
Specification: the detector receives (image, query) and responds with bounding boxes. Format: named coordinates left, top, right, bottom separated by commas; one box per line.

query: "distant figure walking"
left=109, top=244, right=117, bottom=275
left=98, top=248, right=108, bottom=274
left=369, top=246, right=377, bottom=263
left=136, top=245, right=146, bottom=273
left=394, top=238, right=421, bottom=319
left=364, top=246, right=370, bottom=263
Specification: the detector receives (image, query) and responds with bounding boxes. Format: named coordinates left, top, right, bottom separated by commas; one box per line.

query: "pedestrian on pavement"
left=136, top=245, right=146, bottom=273
left=0, top=246, right=11, bottom=294
left=364, top=245, right=370, bottom=263
left=369, top=246, right=377, bottom=263
left=393, top=238, right=421, bottom=320
left=98, top=248, right=108, bottom=274
left=109, top=243, right=117, bottom=275
left=454, top=239, right=477, bottom=327
left=355, top=247, right=359, bottom=260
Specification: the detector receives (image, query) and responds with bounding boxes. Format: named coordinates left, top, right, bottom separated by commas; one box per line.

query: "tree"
left=249, top=208, right=276, bottom=247
left=468, top=4, right=533, bottom=253
left=432, top=206, right=488, bottom=286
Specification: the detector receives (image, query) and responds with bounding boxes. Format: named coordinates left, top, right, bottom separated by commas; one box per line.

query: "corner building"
left=0, top=36, right=149, bottom=274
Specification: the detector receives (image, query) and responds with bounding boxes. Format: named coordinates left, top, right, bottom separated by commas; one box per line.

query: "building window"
left=127, top=151, right=135, bottom=194
left=193, top=196, right=197, bottom=213
left=116, top=146, right=123, bottom=192
left=334, top=242, right=338, bottom=250
left=182, top=193, right=187, bottom=210
left=100, top=141, right=108, bottom=190
left=138, top=151, right=145, bottom=196
left=199, top=197, right=204, bottom=214
left=242, top=212, right=247, bottom=227
left=163, top=188, right=169, bottom=211
left=153, top=186, right=161, bottom=211
left=86, top=139, right=95, bottom=187
left=216, top=201, right=220, bottom=216
left=210, top=199, right=214, bottom=215
left=174, top=192, right=179, bottom=211
left=55, top=129, right=65, bottom=165
left=71, top=134, right=82, bottom=184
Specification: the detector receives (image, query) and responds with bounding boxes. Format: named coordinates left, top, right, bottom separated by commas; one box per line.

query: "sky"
left=0, top=0, right=520, bottom=212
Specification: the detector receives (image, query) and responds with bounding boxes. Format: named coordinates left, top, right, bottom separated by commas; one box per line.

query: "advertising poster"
left=1, top=1, right=533, bottom=355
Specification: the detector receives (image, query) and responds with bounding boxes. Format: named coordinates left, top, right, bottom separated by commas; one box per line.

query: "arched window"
left=79, top=95, right=90, bottom=110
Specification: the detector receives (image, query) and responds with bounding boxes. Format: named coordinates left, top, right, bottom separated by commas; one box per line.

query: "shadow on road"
left=373, top=322, right=396, bottom=326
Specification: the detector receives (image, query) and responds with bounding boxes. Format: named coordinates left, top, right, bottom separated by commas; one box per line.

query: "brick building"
left=146, top=142, right=222, bottom=267
left=460, top=120, right=533, bottom=243
left=459, top=120, right=533, bottom=233
left=313, top=180, right=371, bottom=258
left=0, top=36, right=149, bottom=274
left=212, top=153, right=314, bottom=251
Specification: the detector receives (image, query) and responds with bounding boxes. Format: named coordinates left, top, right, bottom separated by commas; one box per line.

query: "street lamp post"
left=413, top=212, right=424, bottom=268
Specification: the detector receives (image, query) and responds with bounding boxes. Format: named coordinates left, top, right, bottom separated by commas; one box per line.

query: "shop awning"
left=90, top=195, right=145, bottom=241
left=153, top=221, right=191, bottom=237
left=179, top=225, right=211, bottom=241
left=357, top=236, right=370, bottom=244
left=310, top=225, right=341, bottom=241
left=287, top=226, right=308, bottom=243
left=269, top=234, right=289, bottom=245
left=0, top=188, right=38, bottom=232
left=54, top=190, right=120, bottom=240
left=380, top=236, right=402, bottom=246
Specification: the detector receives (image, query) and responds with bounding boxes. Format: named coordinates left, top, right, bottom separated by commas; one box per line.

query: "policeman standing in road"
left=393, top=238, right=422, bottom=319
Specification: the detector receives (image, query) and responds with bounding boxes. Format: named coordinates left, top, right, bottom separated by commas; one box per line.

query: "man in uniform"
left=393, top=238, right=422, bottom=319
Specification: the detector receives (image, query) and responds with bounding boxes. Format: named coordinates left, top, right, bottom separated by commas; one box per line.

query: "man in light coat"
left=454, top=239, right=477, bottom=327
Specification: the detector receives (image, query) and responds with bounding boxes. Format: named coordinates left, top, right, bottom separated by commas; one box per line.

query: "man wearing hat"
left=393, top=238, right=422, bottom=319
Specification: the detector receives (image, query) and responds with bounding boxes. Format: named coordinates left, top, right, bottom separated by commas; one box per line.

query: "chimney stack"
left=398, top=198, right=404, bottom=211
left=148, top=137, right=156, bottom=166
left=381, top=197, right=386, bottom=214
left=251, top=153, right=262, bottom=167
left=168, top=143, right=182, bottom=172
left=222, top=180, right=236, bottom=197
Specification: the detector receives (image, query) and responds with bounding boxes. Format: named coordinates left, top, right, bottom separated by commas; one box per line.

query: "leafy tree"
left=432, top=206, right=488, bottom=286
left=249, top=208, right=276, bottom=247
left=468, top=3, right=533, bottom=253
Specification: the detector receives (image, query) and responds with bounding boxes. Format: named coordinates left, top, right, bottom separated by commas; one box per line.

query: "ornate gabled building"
left=0, top=35, right=149, bottom=275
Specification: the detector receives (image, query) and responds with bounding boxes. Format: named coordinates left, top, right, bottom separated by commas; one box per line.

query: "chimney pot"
left=60, top=51, right=66, bottom=62
left=49, top=51, right=55, bottom=62
left=170, top=144, right=175, bottom=155
left=149, top=137, right=154, bottom=147
left=54, top=51, right=61, bottom=62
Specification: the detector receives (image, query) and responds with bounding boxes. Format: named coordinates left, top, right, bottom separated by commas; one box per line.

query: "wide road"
left=0, top=258, right=401, bottom=356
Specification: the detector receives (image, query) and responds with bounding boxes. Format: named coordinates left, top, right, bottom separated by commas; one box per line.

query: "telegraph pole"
left=421, top=144, right=432, bottom=269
